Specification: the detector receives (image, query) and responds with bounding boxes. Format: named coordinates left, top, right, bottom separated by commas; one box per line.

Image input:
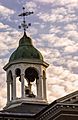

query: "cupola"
left=3, top=7, right=49, bottom=113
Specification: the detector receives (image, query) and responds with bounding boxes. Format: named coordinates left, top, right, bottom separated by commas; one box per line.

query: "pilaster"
left=13, top=75, right=16, bottom=100
left=21, top=74, right=25, bottom=98
left=7, top=80, right=10, bottom=103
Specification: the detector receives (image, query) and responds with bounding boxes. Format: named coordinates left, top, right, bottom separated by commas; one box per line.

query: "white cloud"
left=58, top=0, right=78, bottom=5
left=67, top=60, right=78, bottom=69
left=37, top=12, right=64, bottom=22
left=0, top=87, right=7, bottom=109
left=0, top=30, right=21, bottom=50
left=28, top=27, right=38, bottom=35
left=0, top=30, right=21, bottom=109
left=55, top=38, right=74, bottom=47
left=51, top=85, right=66, bottom=97
left=64, top=45, right=78, bottom=53
left=49, top=26, right=61, bottom=34
left=64, top=31, right=78, bottom=41
left=47, top=64, right=78, bottom=96
left=33, top=0, right=78, bottom=5
left=0, top=59, right=7, bottom=110
left=51, top=0, right=78, bottom=6
left=24, top=1, right=37, bottom=11
left=64, top=24, right=77, bottom=31
left=37, top=4, right=77, bottom=24
left=33, top=0, right=54, bottom=3
left=0, top=23, right=9, bottom=29
left=0, top=5, right=14, bottom=17
left=40, top=34, right=57, bottom=42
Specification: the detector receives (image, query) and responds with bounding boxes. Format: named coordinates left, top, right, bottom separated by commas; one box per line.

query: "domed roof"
left=9, top=32, right=43, bottom=62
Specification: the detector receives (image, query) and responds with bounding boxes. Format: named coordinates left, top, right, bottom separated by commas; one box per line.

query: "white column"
left=13, top=75, right=16, bottom=100
left=7, top=81, right=10, bottom=103
left=21, top=74, right=25, bottom=98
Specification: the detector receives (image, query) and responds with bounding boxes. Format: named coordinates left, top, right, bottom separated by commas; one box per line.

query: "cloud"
left=64, top=31, right=78, bottom=42
left=51, top=85, right=66, bottom=97
left=0, top=22, right=9, bottom=29
left=64, top=24, right=77, bottom=31
left=54, top=37, right=74, bottom=47
left=28, top=27, right=38, bottom=35
left=33, top=0, right=54, bottom=3
left=0, top=59, right=7, bottom=109
left=58, top=0, right=78, bottom=5
left=37, top=6, right=77, bottom=23
left=64, top=45, right=78, bottom=53
left=24, top=1, right=37, bottom=11
left=0, top=30, right=21, bottom=109
left=0, top=5, right=14, bottom=17
left=0, top=30, right=21, bottom=49
left=47, top=65, right=78, bottom=103
left=49, top=26, right=61, bottom=34
left=52, top=0, right=78, bottom=6
left=33, top=0, right=78, bottom=5
left=0, top=87, right=7, bottom=109
left=37, top=12, right=63, bottom=22
left=38, top=30, right=78, bottom=103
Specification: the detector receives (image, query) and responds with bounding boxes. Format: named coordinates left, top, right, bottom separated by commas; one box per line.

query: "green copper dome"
left=9, top=32, right=43, bottom=62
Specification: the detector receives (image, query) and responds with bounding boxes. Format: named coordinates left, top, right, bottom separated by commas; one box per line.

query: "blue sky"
left=0, top=0, right=78, bottom=109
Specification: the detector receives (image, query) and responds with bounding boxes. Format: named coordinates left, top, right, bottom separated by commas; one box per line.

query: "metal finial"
left=18, top=7, right=34, bottom=34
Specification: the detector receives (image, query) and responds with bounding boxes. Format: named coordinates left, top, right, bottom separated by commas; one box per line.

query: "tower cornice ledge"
left=4, top=97, right=48, bottom=110
left=3, top=59, right=49, bottom=71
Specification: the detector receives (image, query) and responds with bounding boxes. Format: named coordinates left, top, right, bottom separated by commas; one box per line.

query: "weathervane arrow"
left=19, top=11, right=34, bottom=16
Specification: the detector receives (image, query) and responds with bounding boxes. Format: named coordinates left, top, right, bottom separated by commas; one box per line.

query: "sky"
left=0, top=0, right=78, bottom=109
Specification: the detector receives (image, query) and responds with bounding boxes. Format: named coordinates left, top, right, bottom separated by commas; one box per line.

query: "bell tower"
left=3, top=7, right=49, bottom=113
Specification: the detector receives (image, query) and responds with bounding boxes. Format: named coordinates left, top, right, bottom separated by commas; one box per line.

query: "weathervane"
left=18, top=7, right=34, bottom=34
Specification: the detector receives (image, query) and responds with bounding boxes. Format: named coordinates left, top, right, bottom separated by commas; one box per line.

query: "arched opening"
left=15, top=68, right=21, bottom=78
left=25, top=67, right=39, bottom=97
left=7, top=70, right=13, bottom=81
left=15, top=68, right=21, bottom=98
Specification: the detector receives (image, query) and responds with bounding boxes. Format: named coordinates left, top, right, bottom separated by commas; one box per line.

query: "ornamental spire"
left=18, top=7, right=34, bottom=35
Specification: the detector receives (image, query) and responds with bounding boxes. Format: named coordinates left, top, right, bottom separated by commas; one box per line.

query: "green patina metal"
left=9, top=32, right=43, bottom=62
